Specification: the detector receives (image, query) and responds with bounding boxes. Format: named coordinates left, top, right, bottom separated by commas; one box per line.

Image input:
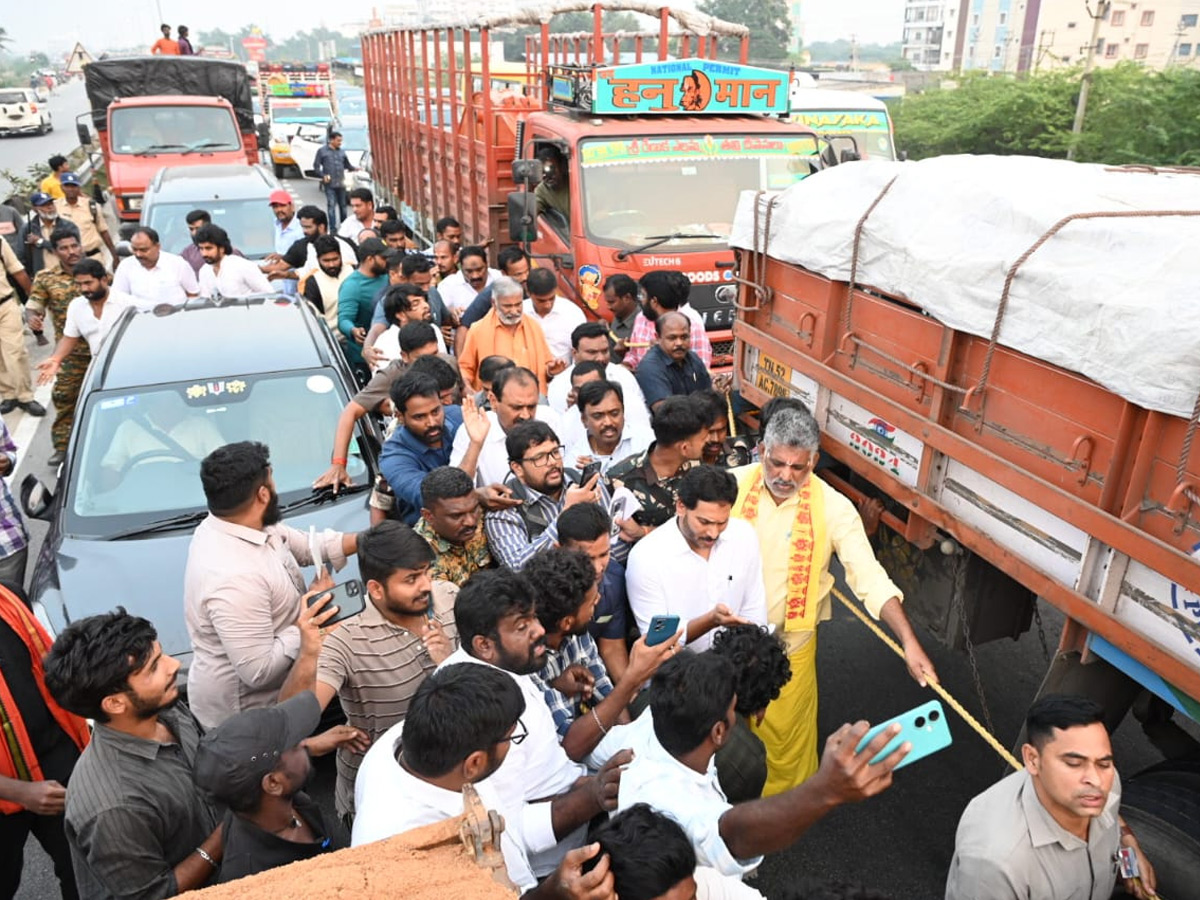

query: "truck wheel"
left=273, top=163, right=285, bottom=179
left=1121, top=771, right=1200, bottom=900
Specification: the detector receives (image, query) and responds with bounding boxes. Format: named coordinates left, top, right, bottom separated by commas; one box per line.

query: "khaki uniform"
left=27, top=268, right=90, bottom=450
left=54, top=198, right=108, bottom=257
left=0, top=242, right=32, bottom=403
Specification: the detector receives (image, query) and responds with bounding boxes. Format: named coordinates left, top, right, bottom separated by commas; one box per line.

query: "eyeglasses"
left=496, top=718, right=528, bottom=746
left=521, top=446, right=563, bottom=468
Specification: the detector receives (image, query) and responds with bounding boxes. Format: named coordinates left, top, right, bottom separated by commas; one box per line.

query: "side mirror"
left=512, top=158, right=543, bottom=186
left=507, top=191, right=536, bottom=243
left=20, top=474, right=54, bottom=521
left=76, top=121, right=91, bottom=146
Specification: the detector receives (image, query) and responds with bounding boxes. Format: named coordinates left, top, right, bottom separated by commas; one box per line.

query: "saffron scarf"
left=733, top=465, right=827, bottom=633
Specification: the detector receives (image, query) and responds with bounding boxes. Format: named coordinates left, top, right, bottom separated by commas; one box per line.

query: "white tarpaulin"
left=729, top=154, right=1200, bottom=419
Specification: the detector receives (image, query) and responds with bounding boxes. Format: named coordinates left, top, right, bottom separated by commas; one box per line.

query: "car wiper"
left=108, top=509, right=209, bottom=540
left=615, top=232, right=724, bottom=261
left=181, top=140, right=236, bottom=155
left=277, top=482, right=372, bottom=516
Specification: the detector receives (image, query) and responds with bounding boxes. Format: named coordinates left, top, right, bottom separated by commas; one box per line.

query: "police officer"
left=54, top=173, right=116, bottom=264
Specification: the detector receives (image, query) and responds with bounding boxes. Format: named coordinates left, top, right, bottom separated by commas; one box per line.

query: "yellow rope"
left=831, top=586, right=1024, bottom=772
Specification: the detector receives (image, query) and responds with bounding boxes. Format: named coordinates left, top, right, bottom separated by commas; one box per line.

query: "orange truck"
left=362, top=3, right=829, bottom=364
left=730, top=155, right=1200, bottom=885
left=80, top=56, right=259, bottom=220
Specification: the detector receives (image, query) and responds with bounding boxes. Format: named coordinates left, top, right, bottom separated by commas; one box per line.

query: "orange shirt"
left=151, top=38, right=180, bottom=55
left=458, top=309, right=553, bottom=393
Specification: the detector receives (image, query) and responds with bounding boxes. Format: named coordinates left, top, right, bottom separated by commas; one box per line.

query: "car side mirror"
left=20, top=474, right=54, bottom=521
left=507, top=191, right=536, bottom=243
left=76, top=121, right=91, bottom=146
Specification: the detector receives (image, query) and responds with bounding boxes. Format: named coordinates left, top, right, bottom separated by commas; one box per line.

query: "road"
left=0, top=79, right=92, bottom=189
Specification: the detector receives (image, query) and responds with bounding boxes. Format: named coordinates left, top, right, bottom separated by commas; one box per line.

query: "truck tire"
left=1121, top=771, right=1200, bottom=900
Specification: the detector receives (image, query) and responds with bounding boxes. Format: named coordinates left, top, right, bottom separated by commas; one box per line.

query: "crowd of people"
left=0, top=184, right=1162, bottom=900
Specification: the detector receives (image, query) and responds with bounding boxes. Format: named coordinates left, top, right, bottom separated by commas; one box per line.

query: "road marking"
left=8, top=381, right=54, bottom=473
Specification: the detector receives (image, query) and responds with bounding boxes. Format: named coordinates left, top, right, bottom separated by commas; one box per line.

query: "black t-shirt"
left=0, top=618, right=80, bottom=786
left=215, top=792, right=348, bottom=883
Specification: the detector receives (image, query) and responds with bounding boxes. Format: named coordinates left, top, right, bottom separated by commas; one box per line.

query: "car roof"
left=146, top=164, right=277, bottom=201
left=93, top=297, right=334, bottom=391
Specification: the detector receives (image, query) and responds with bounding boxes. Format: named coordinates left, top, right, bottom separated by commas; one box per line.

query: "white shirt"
left=198, top=253, right=273, bottom=298
left=112, top=250, right=198, bottom=306
left=566, top=424, right=653, bottom=473
left=695, top=867, right=766, bottom=899
left=352, top=718, right=538, bottom=892
left=62, top=290, right=137, bottom=353
left=370, top=321, right=448, bottom=373
left=438, top=267, right=501, bottom=313
left=436, top=649, right=586, bottom=873
left=449, top=406, right=563, bottom=488
left=547, top=361, right=652, bottom=432
left=626, top=516, right=767, bottom=652
left=337, top=215, right=374, bottom=241
left=524, top=295, right=586, bottom=361
left=617, top=727, right=762, bottom=878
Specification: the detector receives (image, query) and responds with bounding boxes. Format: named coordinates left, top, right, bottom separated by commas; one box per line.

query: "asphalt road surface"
left=0, top=138, right=1174, bottom=897
left=0, top=78, right=91, bottom=186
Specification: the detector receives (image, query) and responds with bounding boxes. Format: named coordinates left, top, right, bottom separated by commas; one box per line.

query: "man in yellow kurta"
left=731, top=403, right=937, bottom=795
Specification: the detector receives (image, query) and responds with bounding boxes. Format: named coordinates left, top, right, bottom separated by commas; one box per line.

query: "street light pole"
left=1068, top=0, right=1110, bottom=160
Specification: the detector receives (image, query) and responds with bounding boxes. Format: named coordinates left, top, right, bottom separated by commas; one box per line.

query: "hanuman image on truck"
left=362, top=2, right=830, bottom=364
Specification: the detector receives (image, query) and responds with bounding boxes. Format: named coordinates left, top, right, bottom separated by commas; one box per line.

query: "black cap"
left=356, top=237, right=387, bottom=261
left=193, top=691, right=320, bottom=805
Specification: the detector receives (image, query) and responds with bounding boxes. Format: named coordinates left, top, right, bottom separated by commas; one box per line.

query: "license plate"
left=754, top=352, right=793, bottom=398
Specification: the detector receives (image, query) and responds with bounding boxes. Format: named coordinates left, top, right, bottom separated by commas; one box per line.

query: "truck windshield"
left=579, top=134, right=820, bottom=252
left=790, top=109, right=896, bottom=160
left=66, top=371, right=368, bottom=535
left=110, top=106, right=241, bottom=155
left=271, top=100, right=333, bottom=124
left=145, top=200, right=277, bottom=260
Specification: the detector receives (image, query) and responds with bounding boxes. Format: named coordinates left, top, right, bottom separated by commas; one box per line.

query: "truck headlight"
left=125, top=195, right=143, bottom=212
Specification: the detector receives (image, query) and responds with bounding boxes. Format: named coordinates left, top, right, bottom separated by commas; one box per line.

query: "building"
left=902, top=0, right=1200, bottom=73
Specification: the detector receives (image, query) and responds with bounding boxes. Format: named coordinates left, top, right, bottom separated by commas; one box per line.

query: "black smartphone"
left=306, top=579, right=366, bottom=626
left=579, top=461, right=603, bottom=483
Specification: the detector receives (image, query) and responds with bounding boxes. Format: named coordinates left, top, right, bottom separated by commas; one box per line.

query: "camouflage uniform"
left=607, top=443, right=696, bottom=529
left=27, top=269, right=90, bottom=452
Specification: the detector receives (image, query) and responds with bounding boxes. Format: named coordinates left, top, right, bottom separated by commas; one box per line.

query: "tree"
left=698, top=0, right=791, bottom=62
left=0, top=28, right=11, bottom=54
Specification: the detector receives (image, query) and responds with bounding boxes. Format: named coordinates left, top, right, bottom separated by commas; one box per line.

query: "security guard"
left=0, top=239, right=42, bottom=417
left=26, top=228, right=90, bottom=463
left=54, top=173, right=116, bottom=264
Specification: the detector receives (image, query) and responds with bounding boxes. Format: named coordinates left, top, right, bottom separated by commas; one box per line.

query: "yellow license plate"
left=754, top=352, right=793, bottom=398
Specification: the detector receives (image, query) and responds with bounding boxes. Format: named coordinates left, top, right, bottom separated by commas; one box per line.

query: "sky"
left=2, top=0, right=905, bottom=56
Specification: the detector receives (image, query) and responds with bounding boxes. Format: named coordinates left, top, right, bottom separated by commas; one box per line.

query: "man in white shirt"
left=524, top=268, right=585, bottom=362
left=352, top=663, right=616, bottom=900
left=450, top=366, right=561, bottom=487
left=438, top=245, right=498, bottom=314
left=336, top=187, right=376, bottom=241
left=547, top=321, right=651, bottom=432
left=112, top=226, right=199, bottom=307
left=566, top=379, right=653, bottom=473
left=36, top=259, right=135, bottom=385
left=437, top=568, right=627, bottom=877
left=616, top=650, right=910, bottom=878
left=196, top=223, right=272, bottom=298
left=626, top=465, right=767, bottom=652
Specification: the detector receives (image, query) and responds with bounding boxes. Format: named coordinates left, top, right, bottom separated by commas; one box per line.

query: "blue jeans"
left=325, top=184, right=348, bottom=229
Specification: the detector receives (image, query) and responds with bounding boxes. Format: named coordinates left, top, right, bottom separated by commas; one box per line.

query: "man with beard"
left=266, top=191, right=304, bottom=296
left=603, top=274, right=642, bottom=354
left=455, top=245, right=532, bottom=336
left=192, top=691, right=353, bottom=881
left=437, top=569, right=631, bottom=879
left=626, top=465, right=766, bottom=653
left=635, top=311, right=712, bottom=410
left=459, top=276, right=560, bottom=393
left=352, top=664, right=620, bottom=900
left=363, top=254, right=450, bottom=362
left=535, top=144, right=571, bottom=226
left=195, top=224, right=272, bottom=298
left=337, top=237, right=389, bottom=375
left=300, top=234, right=351, bottom=336
left=183, top=441, right=359, bottom=729
left=417, top=466, right=493, bottom=586
left=181, top=210, right=247, bottom=275
left=527, top=548, right=678, bottom=762
left=36, top=258, right=136, bottom=389
left=43, top=609, right=225, bottom=897
left=486, top=419, right=631, bottom=572
left=430, top=238, right=458, bottom=283
left=369, top=284, right=447, bottom=371
left=692, top=389, right=734, bottom=468
left=729, top=405, right=936, bottom=795
left=17, top=191, right=80, bottom=277
left=266, top=206, right=357, bottom=282
left=278, top=521, right=456, bottom=824
left=623, top=270, right=711, bottom=371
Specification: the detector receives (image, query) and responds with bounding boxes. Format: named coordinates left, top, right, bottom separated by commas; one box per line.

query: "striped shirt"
left=531, top=632, right=615, bottom=738
left=316, top=580, right=459, bottom=817
left=64, top=705, right=219, bottom=900
left=0, top=421, right=28, bottom=560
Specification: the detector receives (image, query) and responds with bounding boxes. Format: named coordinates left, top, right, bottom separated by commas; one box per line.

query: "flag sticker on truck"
left=826, top=397, right=924, bottom=487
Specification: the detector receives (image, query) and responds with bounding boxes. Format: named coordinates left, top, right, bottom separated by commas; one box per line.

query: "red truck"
left=730, top=155, right=1200, bottom=888
left=79, top=56, right=259, bottom=220
left=362, top=3, right=825, bottom=364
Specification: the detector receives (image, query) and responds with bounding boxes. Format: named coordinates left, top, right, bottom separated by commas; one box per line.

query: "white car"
left=289, top=117, right=369, bottom=187
left=0, top=88, right=52, bottom=136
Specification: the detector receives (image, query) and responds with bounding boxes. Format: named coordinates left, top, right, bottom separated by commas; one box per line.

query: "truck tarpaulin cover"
left=730, top=154, right=1200, bottom=419
left=84, top=57, right=254, bottom=133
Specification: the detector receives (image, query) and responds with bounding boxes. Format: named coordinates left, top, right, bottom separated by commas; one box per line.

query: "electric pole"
left=1068, top=0, right=1110, bottom=160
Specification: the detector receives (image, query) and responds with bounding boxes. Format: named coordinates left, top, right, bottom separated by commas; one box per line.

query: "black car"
left=23, top=294, right=382, bottom=677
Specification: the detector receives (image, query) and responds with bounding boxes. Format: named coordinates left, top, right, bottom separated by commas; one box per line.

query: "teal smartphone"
left=855, top=699, right=952, bottom=770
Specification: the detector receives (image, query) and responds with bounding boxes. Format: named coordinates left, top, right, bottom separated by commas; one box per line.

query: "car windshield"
left=579, top=133, right=820, bottom=252
left=790, top=109, right=896, bottom=160
left=111, top=105, right=241, bottom=155
left=66, top=370, right=369, bottom=536
left=339, top=95, right=367, bottom=117
left=145, top=199, right=277, bottom=260
left=0, top=91, right=29, bottom=104
left=271, top=99, right=333, bottom=124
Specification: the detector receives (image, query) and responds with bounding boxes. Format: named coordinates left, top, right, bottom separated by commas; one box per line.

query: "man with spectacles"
left=485, top=419, right=635, bottom=572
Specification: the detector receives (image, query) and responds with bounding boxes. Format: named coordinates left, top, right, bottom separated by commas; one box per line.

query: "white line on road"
left=8, top=381, right=54, bottom=474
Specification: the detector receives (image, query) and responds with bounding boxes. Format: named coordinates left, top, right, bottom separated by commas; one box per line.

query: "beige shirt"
left=184, top=514, right=349, bottom=728
left=55, top=197, right=108, bottom=254
left=945, top=769, right=1121, bottom=900
left=0, top=240, right=23, bottom=300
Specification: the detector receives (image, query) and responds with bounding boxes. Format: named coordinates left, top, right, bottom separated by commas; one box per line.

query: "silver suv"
left=0, top=88, right=52, bottom=136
